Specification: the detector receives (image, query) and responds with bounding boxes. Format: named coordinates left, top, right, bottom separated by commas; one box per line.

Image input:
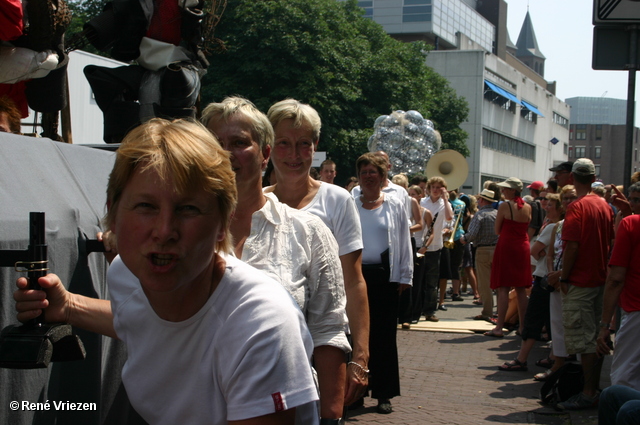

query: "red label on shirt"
left=272, top=392, right=284, bottom=412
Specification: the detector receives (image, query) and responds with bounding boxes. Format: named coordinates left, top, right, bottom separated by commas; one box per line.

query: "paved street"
left=345, top=292, right=607, bottom=425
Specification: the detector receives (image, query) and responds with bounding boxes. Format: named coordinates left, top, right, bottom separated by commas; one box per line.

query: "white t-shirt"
left=533, top=223, right=554, bottom=277
left=242, top=193, right=350, bottom=352
left=356, top=195, right=414, bottom=285
left=420, top=196, right=447, bottom=251
left=108, top=255, right=319, bottom=425
left=302, top=182, right=363, bottom=256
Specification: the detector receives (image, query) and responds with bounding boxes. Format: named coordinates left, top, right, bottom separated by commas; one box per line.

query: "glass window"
left=595, top=165, right=601, bottom=177
left=482, top=128, right=535, bottom=161
left=564, top=143, right=568, bottom=155
left=596, top=124, right=602, bottom=140
left=358, top=1, right=373, bottom=7
left=403, top=13, right=431, bottom=22
left=594, top=146, right=601, bottom=159
left=575, top=124, right=587, bottom=140
left=575, top=146, right=586, bottom=158
left=403, top=5, right=431, bottom=14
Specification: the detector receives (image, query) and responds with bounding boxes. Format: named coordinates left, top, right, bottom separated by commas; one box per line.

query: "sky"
left=504, top=0, right=639, bottom=123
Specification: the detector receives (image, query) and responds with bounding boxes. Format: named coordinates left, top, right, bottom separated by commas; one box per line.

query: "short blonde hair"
left=391, top=174, right=409, bottom=190
left=201, top=96, right=274, bottom=150
left=268, top=99, right=321, bottom=142
left=105, top=119, right=237, bottom=254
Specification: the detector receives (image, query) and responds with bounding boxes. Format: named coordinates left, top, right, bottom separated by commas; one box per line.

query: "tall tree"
left=202, top=0, right=468, bottom=183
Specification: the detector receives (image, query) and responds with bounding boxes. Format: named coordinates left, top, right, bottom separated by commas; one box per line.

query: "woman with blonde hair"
left=14, top=119, right=318, bottom=424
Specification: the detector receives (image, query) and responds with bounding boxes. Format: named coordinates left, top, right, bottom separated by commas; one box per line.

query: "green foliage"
left=65, top=0, right=110, bottom=55
left=202, top=0, right=468, bottom=184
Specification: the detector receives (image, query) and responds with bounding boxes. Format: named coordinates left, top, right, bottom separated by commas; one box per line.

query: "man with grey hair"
left=556, top=158, right=614, bottom=411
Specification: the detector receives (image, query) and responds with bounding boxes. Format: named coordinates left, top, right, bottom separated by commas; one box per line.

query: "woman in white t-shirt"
left=14, top=119, right=318, bottom=425
left=265, top=99, right=370, bottom=406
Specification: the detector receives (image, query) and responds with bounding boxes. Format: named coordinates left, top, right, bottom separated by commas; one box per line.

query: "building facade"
left=345, top=0, right=569, bottom=193
left=565, top=97, right=639, bottom=185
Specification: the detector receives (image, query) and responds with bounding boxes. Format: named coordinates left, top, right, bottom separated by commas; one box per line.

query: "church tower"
left=515, top=11, right=546, bottom=77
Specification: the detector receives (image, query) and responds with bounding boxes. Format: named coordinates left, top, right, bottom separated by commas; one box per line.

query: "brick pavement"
left=345, top=294, right=604, bottom=425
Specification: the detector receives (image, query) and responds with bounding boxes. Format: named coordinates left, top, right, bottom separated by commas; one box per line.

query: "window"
left=403, top=0, right=431, bottom=22
left=483, top=83, right=517, bottom=114
left=569, top=127, right=574, bottom=140
left=521, top=108, right=537, bottom=124
left=357, top=1, right=373, bottom=17
left=575, top=146, right=586, bottom=158
left=553, top=112, right=569, bottom=128
left=595, top=164, right=601, bottom=178
left=564, top=143, right=568, bottom=155
left=482, top=128, right=535, bottom=161
left=575, top=124, right=587, bottom=140
left=594, top=146, right=601, bottom=159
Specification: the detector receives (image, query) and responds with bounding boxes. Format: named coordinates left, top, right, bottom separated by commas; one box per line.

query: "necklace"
left=360, top=193, right=383, bottom=203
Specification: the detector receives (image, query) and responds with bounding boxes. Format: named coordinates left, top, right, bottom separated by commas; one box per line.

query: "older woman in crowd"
left=265, top=99, right=370, bottom=405
left=201, top=97, right=349, bottom=422
left=14, top=119, right=318, bottom=425
left=540, top=185, right=578, bottom=374
left=485, top=177, right=532, bottom=338
left=354, top=152, right=412, bottom=414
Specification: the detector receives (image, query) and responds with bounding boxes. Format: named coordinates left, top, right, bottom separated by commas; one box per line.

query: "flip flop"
left=484, top=330, right=504, bottom=338
left=498, top=358, right=528, bottom=371
left=535, top=357, right=555, bottom=368
left=473, top=299, right=482, bottom=305
left=473, top=314, right=490, bottom=321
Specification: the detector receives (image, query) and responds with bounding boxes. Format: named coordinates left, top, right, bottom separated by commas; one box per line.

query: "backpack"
left=539, top=363, right=584, bottom=406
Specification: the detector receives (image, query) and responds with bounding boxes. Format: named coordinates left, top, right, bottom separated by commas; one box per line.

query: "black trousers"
left=363, top=264, right=400, bottom=400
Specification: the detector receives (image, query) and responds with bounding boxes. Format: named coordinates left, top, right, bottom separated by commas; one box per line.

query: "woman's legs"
left=465, top=266, right=479, bottom=298
left=515, top=287, right=529, bottom=335
left=491, top=287, right=510, bottom=334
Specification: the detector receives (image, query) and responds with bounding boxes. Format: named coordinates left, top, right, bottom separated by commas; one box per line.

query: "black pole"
left=625, top=26, right=638, bottom=190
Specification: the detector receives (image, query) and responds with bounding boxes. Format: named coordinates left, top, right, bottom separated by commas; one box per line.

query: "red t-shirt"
left=609, top=214, right=640, bottom=312
left=562, top=194, right=613, bottom=287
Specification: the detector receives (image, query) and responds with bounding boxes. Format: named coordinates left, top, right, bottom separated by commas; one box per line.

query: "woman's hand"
left=14, top=274, right=73, bottom=324
left=547, top=270, right=561, bottom=290
left=610, top=185, right=633, bottom=217
left=97, top=231, right=118, bottom=264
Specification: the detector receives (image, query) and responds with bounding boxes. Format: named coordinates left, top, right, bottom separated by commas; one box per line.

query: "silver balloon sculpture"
left=368, top=110, right=441, bottom=176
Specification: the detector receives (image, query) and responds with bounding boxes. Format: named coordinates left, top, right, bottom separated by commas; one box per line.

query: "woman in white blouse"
left=354, top=152, right=413, bottom=414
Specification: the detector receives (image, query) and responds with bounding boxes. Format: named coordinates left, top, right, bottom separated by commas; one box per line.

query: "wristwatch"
left=599, top=321, right=610, bottom=329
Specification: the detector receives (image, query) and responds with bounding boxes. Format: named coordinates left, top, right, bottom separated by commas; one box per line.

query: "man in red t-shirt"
left=597, top=182, right=640, bottom=391
left=557, top=158, right=614, bottom=411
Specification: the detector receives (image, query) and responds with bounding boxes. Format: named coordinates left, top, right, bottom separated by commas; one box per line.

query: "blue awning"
left=484, top=80, right=521, bottom=105
left=521, top=100, right=545, bottom=117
